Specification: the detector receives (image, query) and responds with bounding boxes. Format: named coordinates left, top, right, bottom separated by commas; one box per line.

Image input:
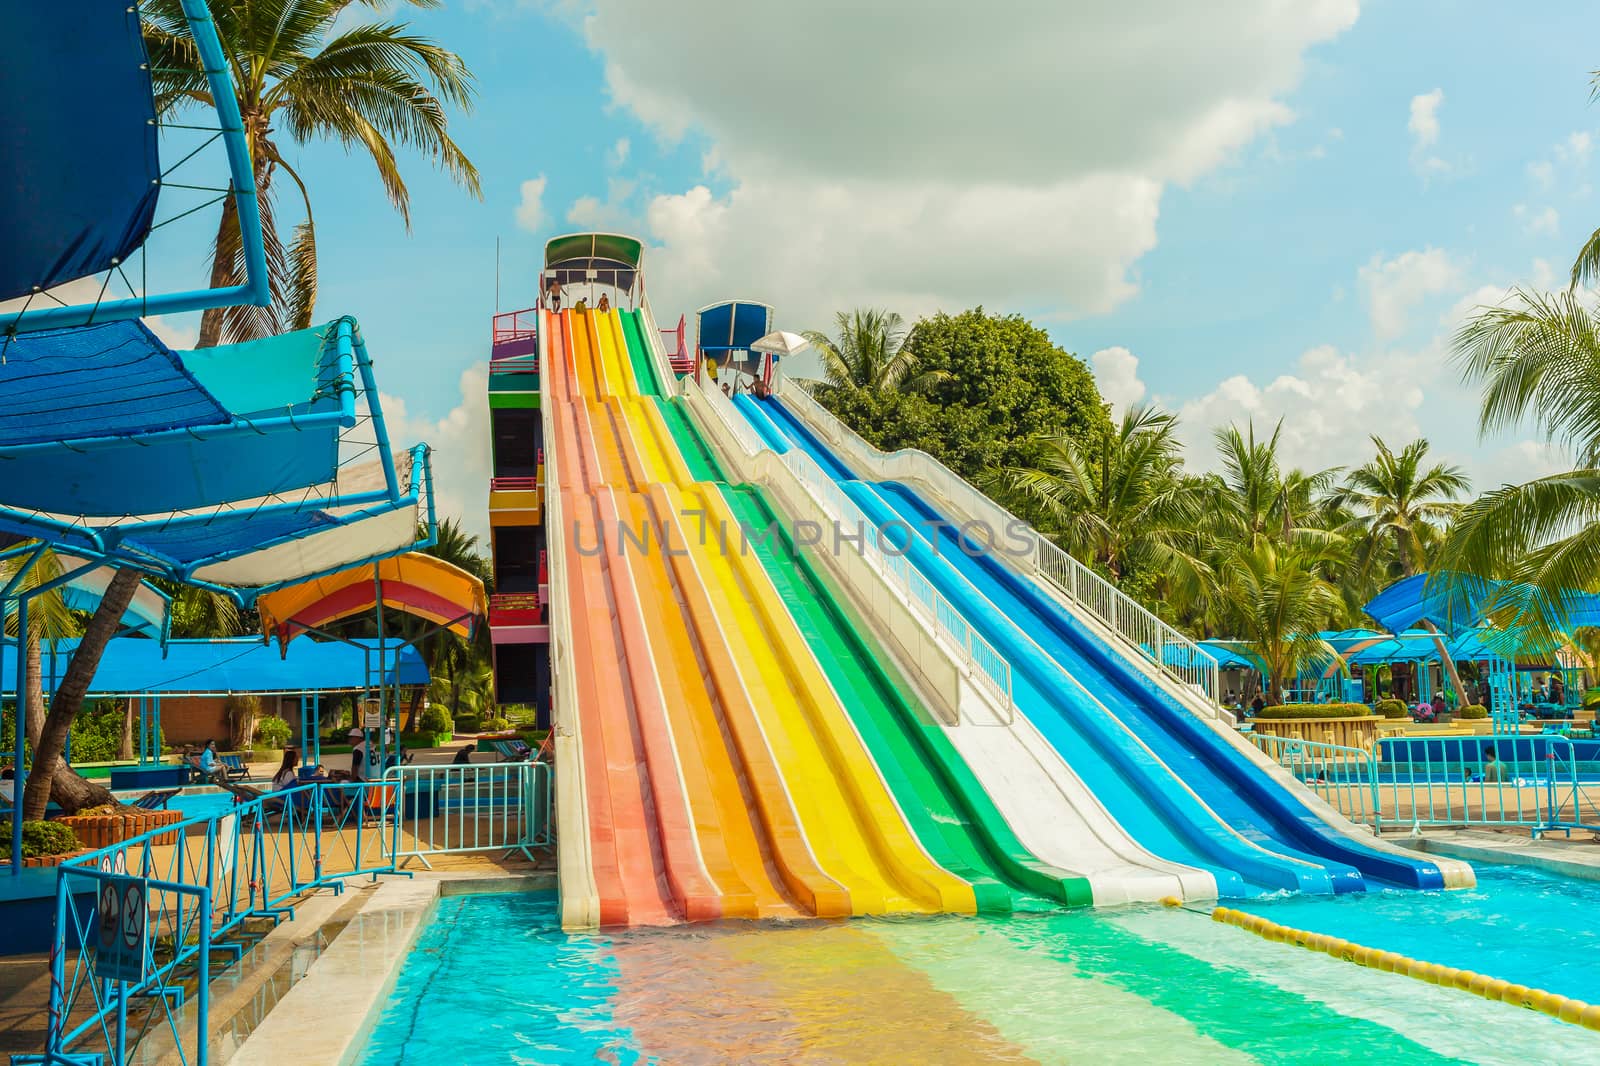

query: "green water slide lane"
left=621, top=310, right=664, bottom=397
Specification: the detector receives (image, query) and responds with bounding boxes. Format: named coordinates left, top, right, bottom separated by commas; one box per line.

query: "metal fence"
left=693, top=379, right=1015, bottom=719
left=779, top=381, right=1223, bottom=713
left=29, top=765, right=552, bottom=1066
left=1247, top=730, right=1600, bottom=838
left=388, top=762, right=553, bottom=868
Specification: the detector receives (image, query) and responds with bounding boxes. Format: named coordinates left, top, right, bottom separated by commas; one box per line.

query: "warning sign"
left=94, top=875, right=148, bottom=984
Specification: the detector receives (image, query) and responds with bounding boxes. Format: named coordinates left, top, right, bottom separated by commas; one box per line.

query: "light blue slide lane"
left=759, top=395, right=1446, bottom=892
left=741, top=399, right=1315, bottom=896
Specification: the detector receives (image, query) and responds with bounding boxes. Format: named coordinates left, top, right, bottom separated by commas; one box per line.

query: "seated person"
left=194, top=739, right=229, bottom=784
left=452, top=742, right=476, bottom=765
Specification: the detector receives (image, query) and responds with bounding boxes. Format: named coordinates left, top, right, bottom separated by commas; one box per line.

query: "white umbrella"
left=749, top=330, right=810, bottom=356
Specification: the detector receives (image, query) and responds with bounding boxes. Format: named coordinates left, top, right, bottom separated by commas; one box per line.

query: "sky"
left=103, top=1, right=1600, bottom=537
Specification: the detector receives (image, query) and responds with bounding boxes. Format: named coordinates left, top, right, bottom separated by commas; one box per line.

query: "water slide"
left=554, top=306, right=1086, bottom=923
left=756, top=389, right=1464, bottom=894
left=727, top=392, right=1218, bottom=905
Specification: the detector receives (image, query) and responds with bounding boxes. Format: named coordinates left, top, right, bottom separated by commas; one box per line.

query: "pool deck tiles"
left=1410, top=828, right=1600, bottom=881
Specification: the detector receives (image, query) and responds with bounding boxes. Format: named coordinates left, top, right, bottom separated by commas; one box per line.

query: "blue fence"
left=1249, top=730, right=1600, bottom=838
left=19, top=763, right=552, bottom=1065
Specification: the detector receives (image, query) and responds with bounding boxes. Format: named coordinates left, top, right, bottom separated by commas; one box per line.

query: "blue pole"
left=12, top=596, right=28, bottom=876
left=374, top=571, right=387, bottom=771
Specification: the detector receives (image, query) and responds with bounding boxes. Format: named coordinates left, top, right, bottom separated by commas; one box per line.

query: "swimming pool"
left=358, top=872, right=1597, bottom=1065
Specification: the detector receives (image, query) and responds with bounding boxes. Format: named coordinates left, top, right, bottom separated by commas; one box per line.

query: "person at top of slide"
left=597, top=293, right=610, bottom=313
left=546, top=278, right=562, bottom=311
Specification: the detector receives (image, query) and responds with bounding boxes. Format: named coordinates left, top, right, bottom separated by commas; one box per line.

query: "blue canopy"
left=0, top=0, right=157, bottom=301
left=1363, top=572, right=1497, bottom=636
left=697, top=300, right=774, bottom=362
left=0, top=319, right=349, bottom=516
left=1, top=637, right=427, bottom=697
left=1196, top=641, right=1264, bottom=671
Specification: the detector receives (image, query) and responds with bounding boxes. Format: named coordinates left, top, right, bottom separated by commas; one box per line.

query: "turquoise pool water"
left=357, top=875, right=1597, bottom=1065
left=1250, top=865, right=1600, bottom=1003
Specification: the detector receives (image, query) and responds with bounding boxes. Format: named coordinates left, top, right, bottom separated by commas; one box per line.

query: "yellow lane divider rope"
left=1191, top=903, right=1600, bottom=1029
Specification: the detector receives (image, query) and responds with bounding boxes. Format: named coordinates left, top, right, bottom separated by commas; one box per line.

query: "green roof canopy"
left=544, top=233, right=643, bottom=270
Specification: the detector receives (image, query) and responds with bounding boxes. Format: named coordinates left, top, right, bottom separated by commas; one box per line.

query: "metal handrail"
left=1249, top=732, right=1382, bottom=833
left=695, top=380, right=1014, bottom=715
left=779, top=380, right=1222, bottom=712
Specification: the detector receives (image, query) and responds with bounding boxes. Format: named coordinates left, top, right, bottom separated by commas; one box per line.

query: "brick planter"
left=56, top=809, right=185, bottom=849
left=21, top=848, right=93, bottom=869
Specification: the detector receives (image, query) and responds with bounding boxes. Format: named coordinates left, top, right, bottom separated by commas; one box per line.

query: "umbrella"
left=749, top=330, right=811, bottom=356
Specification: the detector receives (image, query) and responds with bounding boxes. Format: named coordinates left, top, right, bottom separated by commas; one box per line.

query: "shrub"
left=453, top=713, right=481, bottom=734
left=1256, top=703, right=1374, bottom=720
left=254, top=716, right=292, bottom=750
left=419, top=705, right=454, bottom=737
left=501, top=704, right=538, bottom=725
left=1375, top=699, right=1409, bottom=719
left=1584, top=687, right=1600, bottom=710
left=479, top=717, right=512, bottom=734
left=1459, top=704, right=1489, bottom=720
left=0, top=820, right=80, bottom=859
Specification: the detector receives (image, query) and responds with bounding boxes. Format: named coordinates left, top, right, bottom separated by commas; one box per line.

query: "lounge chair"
left=131, top=789, right=180, bottom=811
left=220, top=754, right=252, bottom=782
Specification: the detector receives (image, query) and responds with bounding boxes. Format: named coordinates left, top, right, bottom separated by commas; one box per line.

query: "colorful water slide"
left=731, top=394, right=1220, bottom=905
left=593, top=308, right=982, bottom=915
left=555, top=302, right=1061, bottom=923
left=763, top=390, right=1464, bottom=894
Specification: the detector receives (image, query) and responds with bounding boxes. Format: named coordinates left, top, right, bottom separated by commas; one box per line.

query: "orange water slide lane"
left=594, top=310, right=968, bottom=915
left=543, top=310, right=622, bottom=922
left=580, top=312, right=851, bottom=916
left=547, top=310, right=680, bottom=925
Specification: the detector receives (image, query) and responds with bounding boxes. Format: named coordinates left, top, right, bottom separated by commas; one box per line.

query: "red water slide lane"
left=546, top=309, right=715, bottom=924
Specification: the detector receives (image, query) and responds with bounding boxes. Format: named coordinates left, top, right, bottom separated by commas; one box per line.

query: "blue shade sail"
left=0, top=0, right=159, bottom=301
left=696, top=300, right=774, bottom=359
left=0, top=320, right=355, bottom=515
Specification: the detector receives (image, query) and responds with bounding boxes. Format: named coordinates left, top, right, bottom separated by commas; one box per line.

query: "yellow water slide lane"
left=603, top=320, right=969, bottom=915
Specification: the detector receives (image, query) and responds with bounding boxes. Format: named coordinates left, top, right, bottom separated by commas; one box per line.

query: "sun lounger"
left=131, top=789, right=180, bottom=811
left=220, top=754, right=252, bottom=782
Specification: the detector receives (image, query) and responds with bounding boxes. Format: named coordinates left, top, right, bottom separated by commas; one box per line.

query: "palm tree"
left=804, top=310, right=943, bottom=393
left=985, top=406, right=1207, bottom=583
left=1214, top=540, right=1345, bottom=701
left=1211, top=421, right=1343, bottom=549
left=1442, top=287, right=1600, bottom=640
left=143, top=0, right=481, bottom=345
left=1338, top=437, right=1469, bottom=578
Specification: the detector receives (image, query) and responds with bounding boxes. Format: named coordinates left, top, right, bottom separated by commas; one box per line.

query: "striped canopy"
left=257, top=553, right=487, bottom=650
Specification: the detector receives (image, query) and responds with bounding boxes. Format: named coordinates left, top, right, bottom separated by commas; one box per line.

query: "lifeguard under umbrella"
left=749, top=330, right=810, bottom=388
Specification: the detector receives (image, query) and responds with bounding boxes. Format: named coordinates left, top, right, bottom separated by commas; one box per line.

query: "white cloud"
left=1408, top=89, right=1449, bottom=179
left=1358, top=248, right=1462, bottom=340
left=1408, top=89, right=1444, bottom=149
left=514, top=176, right=548, bottom=233
left=1173, top=343, right=1432, bottom=475
left=565, top=178, right=639, bottom=231
left=1555, top=131, right=1593, bottom=166
left=608, top=137, right=631, bottom=167
left=1527, top=160, right=1555, bottom=190
left=1512, top=203, right=1560, bottom=237
left=1091, top=346, right=1147, bottom=419
left=546, top=0, right=1358, bottom=329
left=381, top=364, right=492, bottom=539
left=1476, top=439, right=1571, bottom=490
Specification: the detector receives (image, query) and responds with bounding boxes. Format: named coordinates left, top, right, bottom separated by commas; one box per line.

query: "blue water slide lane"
left=756, top=395, right=1444, bottom=893
left=744, top=399, right=1309, bottom=897
left=733, top=393, right=791, bottom=455
left=874, top=480, right=1446, bottom=891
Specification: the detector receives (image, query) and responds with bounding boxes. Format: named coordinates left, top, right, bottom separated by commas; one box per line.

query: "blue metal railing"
left=1250, top=730, right=1600, bottom=838
left=23, top=764, right=552, bottom=1065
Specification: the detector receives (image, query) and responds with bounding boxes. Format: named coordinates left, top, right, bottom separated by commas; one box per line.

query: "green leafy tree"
left=143, top=0, right=481, bottom=345
left=804, top=310, right=943, bottom=393
left=813, top=308, right=1111, bottom=484
left=985, top=406, right=1206, bottom=583
left=1442, top=288, right=1600, bottom=639
left=1214, top=540, right=1345, bottom=700
left=1337, top=436, right=1468, bottom=579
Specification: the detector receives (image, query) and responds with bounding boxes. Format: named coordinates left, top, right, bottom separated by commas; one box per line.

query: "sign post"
left=94, top=874, right=148, bottom=984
